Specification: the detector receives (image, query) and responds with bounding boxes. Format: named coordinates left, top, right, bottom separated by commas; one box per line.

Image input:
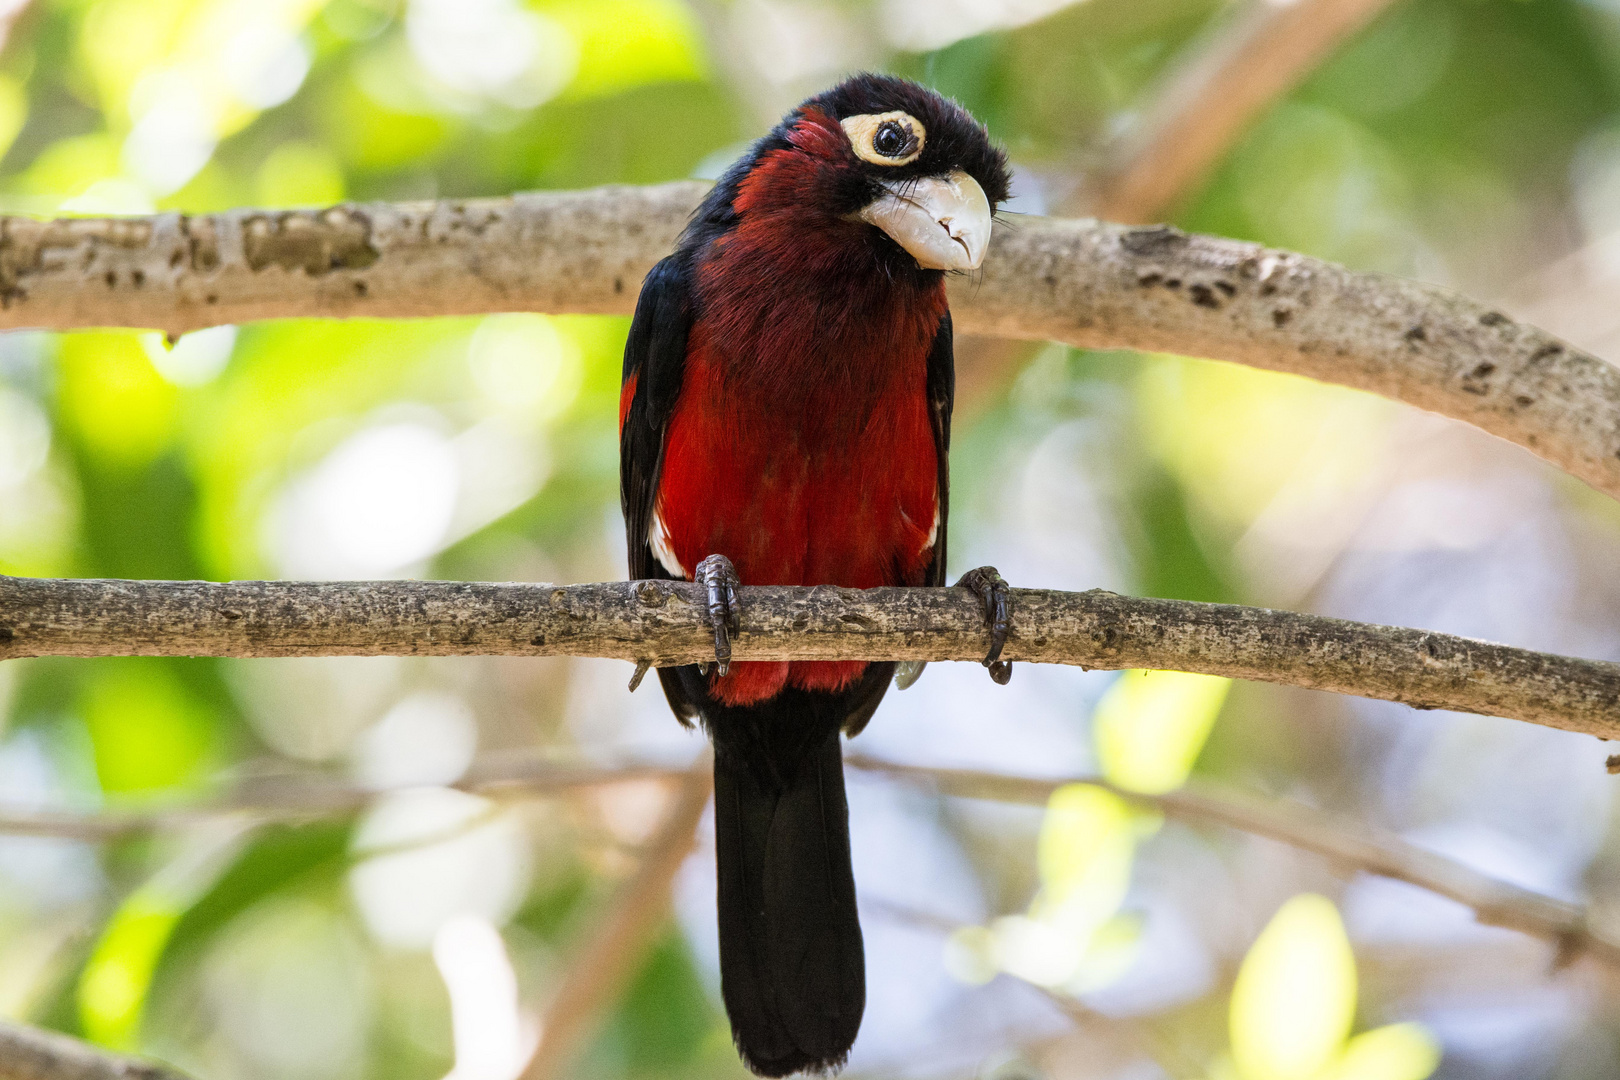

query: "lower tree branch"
left=2, top=575, right=1617, bottom=740
left=0, top=185, right=1616, bottom=503
left=1, top=746, right=1611, bottom=995
left=0, top=1021, right=192, bottom=1080
left=0, top=759, right=678, bottom=840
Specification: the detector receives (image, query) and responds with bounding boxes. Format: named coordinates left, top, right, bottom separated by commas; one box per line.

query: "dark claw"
left=695, top=553, right=741, bottom=677
left=956, top=565, right=1013, bottom=684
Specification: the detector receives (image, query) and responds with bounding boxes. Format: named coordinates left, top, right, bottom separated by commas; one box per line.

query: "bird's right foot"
left=695, top=553, right=741, bottom=676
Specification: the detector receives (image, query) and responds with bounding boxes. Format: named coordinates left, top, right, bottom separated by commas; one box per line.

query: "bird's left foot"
left=956, top=566, right=1012, bottom=685
left=695, top=553, right=741, bottom=676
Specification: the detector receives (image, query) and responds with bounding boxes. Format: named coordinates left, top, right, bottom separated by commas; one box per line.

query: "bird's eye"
left=873, top=122, right=907, bottom=157
left=841, top=111, right=925, bottom=167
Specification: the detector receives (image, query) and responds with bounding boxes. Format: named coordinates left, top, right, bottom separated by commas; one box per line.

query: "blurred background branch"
left=956, top=0, right=1407, bottom=411
left=2, top=744, right=1614, bottom=1003
left=519, top=753, right=711, bottom=1080
left=1074, top=0, right=1404, bottom=224
left=851, top=757, right=1620, bottom=971
left=0, top=1018, right=192, bottom=1080
left=0, top=758, right=682, bottom=841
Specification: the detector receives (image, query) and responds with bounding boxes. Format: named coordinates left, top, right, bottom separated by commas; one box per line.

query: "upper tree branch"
left=3, top=575, right=1618, bottom=740
left=1, top=184, right=1614, bottom=502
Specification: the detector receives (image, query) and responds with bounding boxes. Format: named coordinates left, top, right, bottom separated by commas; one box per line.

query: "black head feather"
left=807, top=72, right=1010, bottom=206
left=688, top=73, right=1010, bottom=250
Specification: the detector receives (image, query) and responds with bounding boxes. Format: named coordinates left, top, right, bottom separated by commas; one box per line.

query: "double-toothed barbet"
left=619, top=73, right=1014, bottom=1077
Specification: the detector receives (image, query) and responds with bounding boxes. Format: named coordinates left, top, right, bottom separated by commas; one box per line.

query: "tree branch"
left=0, top=186, right=1616, bottom=501
left=849, top=756, right=1620, bottom=971
left=0, top=758, right=684, bottom=841
left=1078, top=0, right=1402, bottom=223
left=4, top=747, right=1613, bottom=976
left=957, top=0, right=1405, bottom=414
left=0, top=1020, right=193, bottom=1080
left=519, top=754, right=712, bottom=1080
left=3, top=575, right=1618, bottom=740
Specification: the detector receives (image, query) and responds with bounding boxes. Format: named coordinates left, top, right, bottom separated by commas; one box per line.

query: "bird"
left=618, top=73, right=1014, bottom=1077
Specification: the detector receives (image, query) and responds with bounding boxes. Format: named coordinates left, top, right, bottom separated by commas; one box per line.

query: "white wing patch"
left=904, top=489, right=942, bottom=556
left=648, top=506, right=688, bottom=578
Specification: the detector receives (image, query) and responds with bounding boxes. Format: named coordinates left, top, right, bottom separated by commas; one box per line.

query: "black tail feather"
left=714, top=733, right=864, bottom=1076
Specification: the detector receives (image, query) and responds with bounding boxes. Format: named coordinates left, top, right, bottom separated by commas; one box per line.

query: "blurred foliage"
left=1221, top=895, right=1441, bottom=1080
left=1, top=0, right=1619, bottom=1077
left=946, top=670, right=1228, bottom=996
left=1094, top=669, right=1230, bottom=796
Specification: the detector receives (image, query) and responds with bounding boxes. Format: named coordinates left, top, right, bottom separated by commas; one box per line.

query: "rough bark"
left=0, top=185, right=1610, bottom=501
left=0, top=183, right=702, bottom=332
left=973, top=217, right=1620, bottom=502
left=3, top=575, right=1618, bottom=740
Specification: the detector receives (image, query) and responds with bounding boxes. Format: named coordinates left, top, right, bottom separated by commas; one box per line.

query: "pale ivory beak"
left=858, top=169, right=992, bottom=271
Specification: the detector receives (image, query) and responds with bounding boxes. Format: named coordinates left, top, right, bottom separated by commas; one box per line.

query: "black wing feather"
left=620, top=253, right=694, bottom=582
left=620, top=253, right=698, bottom=721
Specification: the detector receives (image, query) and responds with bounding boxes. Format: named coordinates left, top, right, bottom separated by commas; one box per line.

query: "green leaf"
left=256, top=141, right=347, bottom=207
left=82, top=662, right=214, bottom=794
left=1035, top=784, right=1137, bottom=918
left=79, top=827, right=254, bottom=1050
left=78, top=899, right=180, bottom=1050
left=55, top=333, right=180, bottom=470
left=995, top=784, right=1146, bottom=988
left=1230, top=894, right=1357, bottom=1080
left=1324, top=1023, right=1442, bottom=1080
left=1094, top=669, right=1230, bottom=794
left=541, top=0, right=708, bottom=100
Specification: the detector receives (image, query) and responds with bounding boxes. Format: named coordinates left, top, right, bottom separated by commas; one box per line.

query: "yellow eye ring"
left=841, top=111, right=926, bottom=166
